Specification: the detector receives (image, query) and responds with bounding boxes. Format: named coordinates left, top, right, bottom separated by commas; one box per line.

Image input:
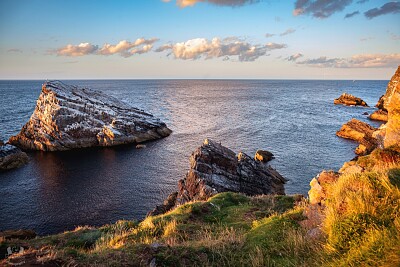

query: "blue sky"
left=0, top=0, right=399, bottom=79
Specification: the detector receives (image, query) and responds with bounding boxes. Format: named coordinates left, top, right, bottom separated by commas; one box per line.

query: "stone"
left=339, top=160, right=364, bottom=174
left=0, top=144, right=29, bottom=171
left=334, top=93, right=368, bottom=107
left=176, top=139, right=287, bottom=205
left=308, top=171, right=339, bottom=205
left=254, top=149, right=274, bottom=162
left=136, top=144, right=147, bottom=149
left=368, top=110, right=388, bottom=122
left=9, top=81, right=172, bottom=151
left=363, top=112, right=369, bottom=115
left=336, top=118, right=378, bottom=155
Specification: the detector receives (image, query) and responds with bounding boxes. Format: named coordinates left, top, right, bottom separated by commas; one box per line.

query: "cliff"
left=9, top=81, right=171, bottom=151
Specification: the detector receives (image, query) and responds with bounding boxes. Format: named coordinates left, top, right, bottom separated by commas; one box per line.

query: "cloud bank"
left=297, top=54, right=400, bottom=68
left=164, top=0, right=258, bottom=7
left=364, top=2, right=400, bottom=19
left=51, top=38, right=158, bottom=57
left=293, top=0, right=352, bottom=18
left=344, top=11, right=359, bottom=18
left=155, top=37, right=287, bottom=61
left=286, top=53, right=304, bottom=61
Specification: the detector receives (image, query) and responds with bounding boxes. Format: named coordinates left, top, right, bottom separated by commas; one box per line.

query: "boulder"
left=308, top=171, right=339, bottom=205
left=368, top=110, right=388, bottom=122
left=176, top=139, right=287, bottom=205
left=254, top=149, right=274, bottom=162
left=9, top=81, right=172, bottom=151
left=334, top=93, right=368, bottom=107
left=336, top=118, right=378, bottom=155
left=0, top=144, right=29, bottom=171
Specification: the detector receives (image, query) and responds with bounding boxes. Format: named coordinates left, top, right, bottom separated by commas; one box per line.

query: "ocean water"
left=0, top=79, right=386, bottom=235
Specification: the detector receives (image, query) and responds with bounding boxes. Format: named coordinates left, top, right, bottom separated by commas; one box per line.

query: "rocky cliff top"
left=9, top=81, right=171, bottom=151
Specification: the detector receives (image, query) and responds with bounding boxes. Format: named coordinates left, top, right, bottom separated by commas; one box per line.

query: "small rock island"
left=9, top=81, right=172, bottom=151
left=334, top=93, right=368, bottom=106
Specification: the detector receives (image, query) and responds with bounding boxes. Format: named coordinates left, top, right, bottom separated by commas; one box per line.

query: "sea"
left=0, top=79, right=387, bottom=235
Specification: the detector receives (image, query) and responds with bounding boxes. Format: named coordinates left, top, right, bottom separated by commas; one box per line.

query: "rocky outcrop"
left=336, top=119, right=378, bottom=155
left=0, top=229, right=36, bottom=241
left=368, top=110, right=388, bottom=122
left=0, top=143, right=29, bottom=171
left=147, top=192, right=178, bottom=217
left=308, top=171, right=339, bottom=205
left=9, top=81, right=172, bottom=151
left=375, top=66, right=400, bottom=112
left=334, top=93, right=368, bottom=107
left=254, top=149, right=274, bottom=162
left=176, top=139, right=287, bottom=205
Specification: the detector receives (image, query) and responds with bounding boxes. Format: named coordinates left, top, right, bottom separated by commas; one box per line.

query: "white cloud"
left=286, top=53, right=304, bottom=61
left=156, top=37, right=287, bottom=61
left=280, top=28, right=296, bottom=36
left=297, top=54, right=400, bottom=68
left=52, top=38, right=158, bottom=57
left=55, top=43, right=99, bottom=57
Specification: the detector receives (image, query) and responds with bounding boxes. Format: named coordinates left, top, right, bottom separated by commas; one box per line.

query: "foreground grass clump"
left=322, top=155, right=400, bottom=266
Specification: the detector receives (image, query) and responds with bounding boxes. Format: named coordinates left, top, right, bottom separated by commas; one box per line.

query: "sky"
left=0, top=0, right=399, bottom=79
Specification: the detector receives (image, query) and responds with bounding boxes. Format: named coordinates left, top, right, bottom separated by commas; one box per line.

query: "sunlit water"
left=0, top=80, right=386, bottom=235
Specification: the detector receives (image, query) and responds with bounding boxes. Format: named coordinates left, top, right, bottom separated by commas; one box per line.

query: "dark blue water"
left=0, top=80, right=386, bottom=235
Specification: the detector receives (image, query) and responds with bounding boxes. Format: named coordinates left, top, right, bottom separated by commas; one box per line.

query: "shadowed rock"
left=334, top=93, right=368, bottom=107
left=9, top=81, right=171, bottom=151
left=176, top=139, right=287, bottom=205
left=336, top=119, right=378, bottom=155
left=0, top=143, right=29, bottom=171
left=255, top=149, right=274, bottom=162
left=0, top=229, right=36, bottom=241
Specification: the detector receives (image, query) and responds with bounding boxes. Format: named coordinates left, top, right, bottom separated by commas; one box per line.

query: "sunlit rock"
left=334, top=93, right=368, bottom=107
left=9, top=81, right=172, bottom=151
left=254, top=149, right=274, bottom=162
left=368, top=109, right=388, bottom=122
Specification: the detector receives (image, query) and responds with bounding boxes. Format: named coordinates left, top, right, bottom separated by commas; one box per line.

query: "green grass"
left=2, top=149, right=400, bottom=266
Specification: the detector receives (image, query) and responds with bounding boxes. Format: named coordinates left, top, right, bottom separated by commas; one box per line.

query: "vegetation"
left=2, top=148, right=400, bottom=266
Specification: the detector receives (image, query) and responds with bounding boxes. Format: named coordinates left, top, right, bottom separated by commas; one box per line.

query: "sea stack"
left=0, top=142, right=29, bottom=171
left=334, top=93, right=368, bottom=107
left=9, top=81, right=172, bottom=151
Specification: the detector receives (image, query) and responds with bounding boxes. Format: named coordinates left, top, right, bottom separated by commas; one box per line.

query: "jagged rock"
left=375, top=66, right=400, bottom=112
left=176, top=139, right=287, bottom=205
left=308, top=171, right=339, bottom=205
left=369, top=110, right=388, bottom=122
left=0, top=144, right=29, bottom=171
left=0, top=229, right=36, bottom=241
left=147, top=192, right=178, bottom=217
left=336, top=118, right=378, bottom=155
left=384, top=68, right=400, bottom=148
left=136, top=144, right=147, bottom=149
left=334, top=93, right=368, bottom=107
left=9, top=81, right=172, bottom=151
left=254, top=149, right=274, bottom=162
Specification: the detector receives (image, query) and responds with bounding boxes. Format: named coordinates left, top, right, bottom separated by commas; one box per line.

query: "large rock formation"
left=0, top=143, right=29, bottom=171
left=254, top=149, right=274, bottom=162
left=336, top=119, right=378, bottom=155
left=176, top=139, right=287, bottom=204
left=9, top=81, right=172, bottom=151
left=334, top=93, right=368, bottom=107
left=375, top=66, right=400, bottom=112
left=148, top=139, right=287, bottom=216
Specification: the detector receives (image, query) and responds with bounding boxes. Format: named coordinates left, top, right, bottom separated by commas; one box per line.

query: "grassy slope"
left=2, top=148, right=400, bottom=266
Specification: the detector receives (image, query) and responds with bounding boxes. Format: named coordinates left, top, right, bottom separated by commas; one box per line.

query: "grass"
left=1, top=147, right=400, bottom=266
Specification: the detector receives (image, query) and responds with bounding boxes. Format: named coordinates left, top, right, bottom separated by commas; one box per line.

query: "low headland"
left=1, top=67, right=399, bottom=266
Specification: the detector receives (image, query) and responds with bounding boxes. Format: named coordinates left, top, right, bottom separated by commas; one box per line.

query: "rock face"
left=254, top=149, right=274, bottom=162
left=308, top=171, right=339, bottom=205
left=375, top=66, right=400, bottom=112
left=383, top=68, right=400, bottom=148
left=336, top=119, right=378, bottom=155
left=176, top=139, right=287, bottom=205
left=368, top=110, right=388, bottom=122
left=9, top=81, right=172, bottom=151
left=0, top=229, right=36, bottom=241
left=147, top=192, right=178, bottom=217
left=334, top=93, right=368, bottom=107
left=0, top=143, right=29, bottom=171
